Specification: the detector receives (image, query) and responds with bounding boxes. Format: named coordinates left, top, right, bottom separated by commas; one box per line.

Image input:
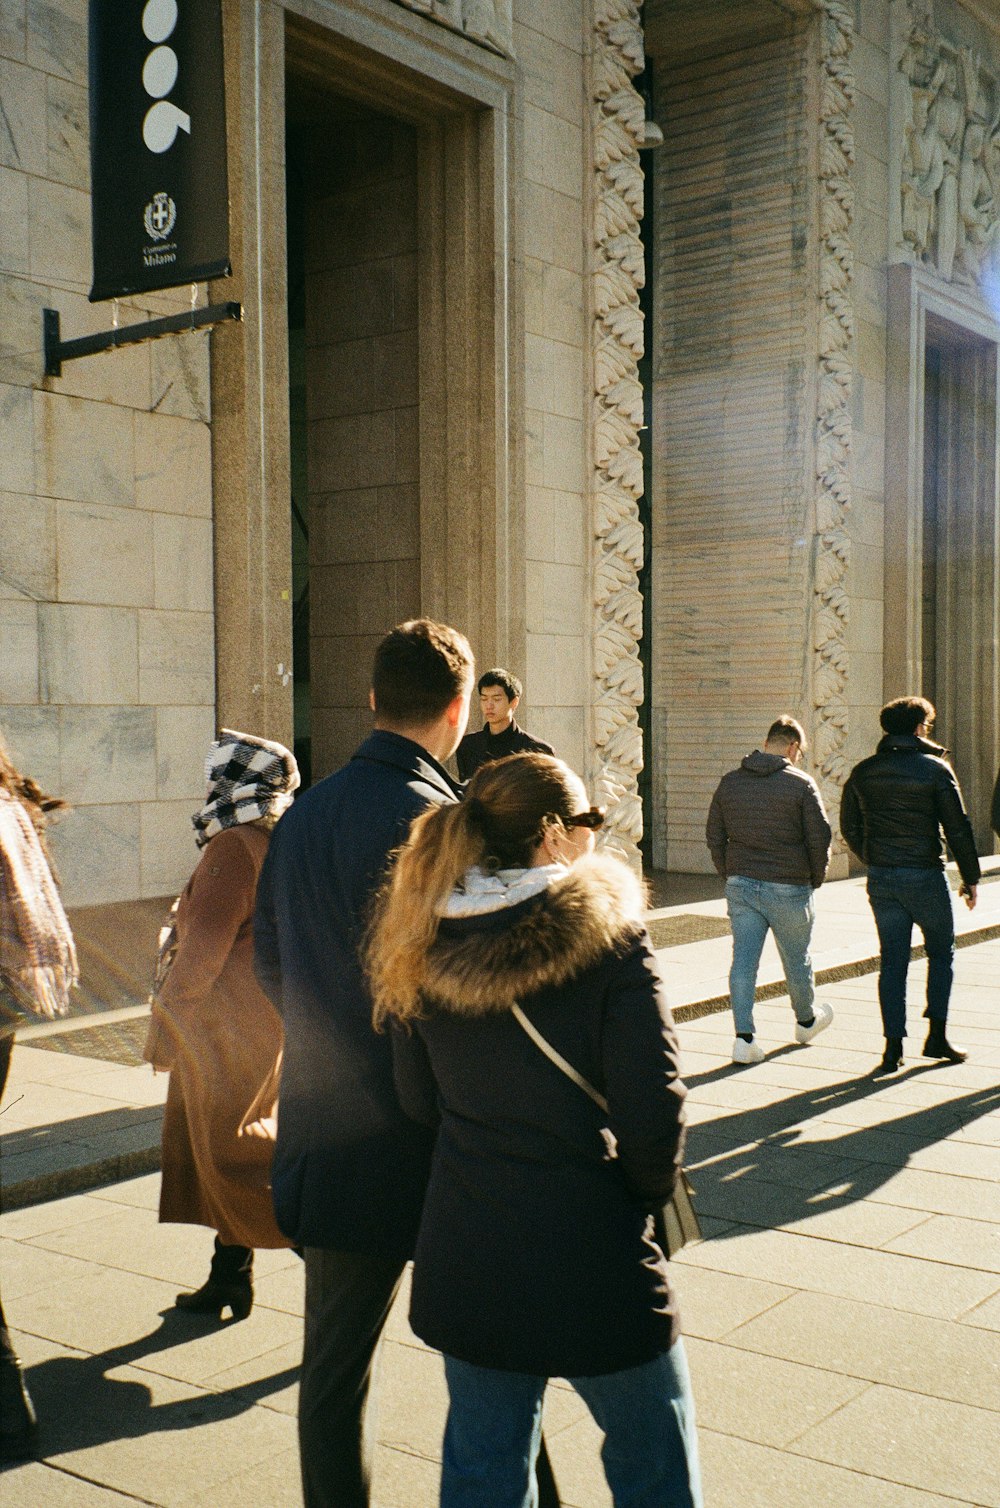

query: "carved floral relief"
left=391, top=0, right=512, bottom=56
left=895, top=0, right=1000, bottom=289
left=591, top=0, right=646, bottom=867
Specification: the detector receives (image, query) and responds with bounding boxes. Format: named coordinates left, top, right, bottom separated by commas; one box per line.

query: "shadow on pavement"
left=4, top=1307, right=297, bottom=1467
left=682, top=1053, right=1000, bottom=1239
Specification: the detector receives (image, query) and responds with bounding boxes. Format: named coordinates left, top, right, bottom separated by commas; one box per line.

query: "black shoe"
left=175, top=1278, right=253, bottom=1321
left=175, top=1238, right=253, bottom=1321
left=923, top=1024, right=967, bottom=1063
left=873, top=1037, right=904, bottom=1075
left=0, top=1353, right=38, bottom=1463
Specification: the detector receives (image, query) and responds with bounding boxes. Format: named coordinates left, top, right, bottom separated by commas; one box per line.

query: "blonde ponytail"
left=368, top=801, right=485, bottom=1026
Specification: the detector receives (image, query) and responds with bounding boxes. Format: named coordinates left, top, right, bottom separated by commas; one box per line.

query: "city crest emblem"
left=143, top=192, right=176, bottom=242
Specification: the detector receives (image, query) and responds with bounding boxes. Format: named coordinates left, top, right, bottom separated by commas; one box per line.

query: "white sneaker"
left=795, top=1001, right=833, bottom=1044
left=732, top=1037, right=765, bottom=1065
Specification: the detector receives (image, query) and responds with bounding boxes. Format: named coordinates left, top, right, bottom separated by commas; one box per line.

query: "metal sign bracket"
left=43, top=301, right=242, bottom=378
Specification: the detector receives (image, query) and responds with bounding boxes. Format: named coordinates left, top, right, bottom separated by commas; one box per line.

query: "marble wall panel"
left=137, top=610, right=214, bottom=706
left=0, top=1, right=27, bottom=62
left=27, top=174, right=88, bottom=283
left=47, top=802, right=141, bottom=907
left=0, top=270, right=46, bottom=387
left=526, top=631, right=586, bottom=705
left=25, top=0, right=86, bottom=85
left=34, top=391, right=134, bottom=507
left=0, top=490, right=55, bottom=601
left=0, top=599, right=39, bottom=701
left=0, top=165, right=29, bottom=271
left=149, top=332, right=211, bottom=423
left=155, top=705, right=216, bottom=801
left=153, top=514, right=213, bottom=613
left=58, top=706, right=157, bottom=804
left=0, top=381, right=34, bottom=491
left=0, top=55, right=46, bottom=173
left=46, top=73, right=87, bottom=189
left=139, top=800, right=199, bottom=899
left=134, top=411, right=211, bottom=516
left=39, top=603, right=138, bottom=705
left=0, top=703, right=60, bottom=793
left=41, top=289, right=153, bottom=410
left=526, top=560, right=585, bottom=636
left=56, top=501, right=154, bottom=607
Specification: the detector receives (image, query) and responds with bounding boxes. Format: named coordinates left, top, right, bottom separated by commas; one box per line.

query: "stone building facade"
left=1, top=0, right=997, bottom=920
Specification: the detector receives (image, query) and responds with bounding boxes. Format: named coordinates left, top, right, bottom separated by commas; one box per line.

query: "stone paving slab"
left=1, top=941, right=998, bottom=1505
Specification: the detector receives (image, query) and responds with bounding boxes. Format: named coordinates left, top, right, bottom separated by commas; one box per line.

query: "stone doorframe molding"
left=211, top=0, right=520, bottom=745
left=885, top=261, right=1000, bottom=830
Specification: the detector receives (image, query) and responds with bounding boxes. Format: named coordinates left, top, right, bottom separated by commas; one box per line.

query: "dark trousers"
left=867, top=866, right=955, bottom=1039
left=299, top=1247, right=561, bottom=1508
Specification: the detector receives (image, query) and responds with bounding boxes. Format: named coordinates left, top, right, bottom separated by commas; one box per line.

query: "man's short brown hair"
left=371, top=619, right=474, bottom=725
left=879, top=696, right=935, bottom=736
left=766, top=716, right=807, bottom=752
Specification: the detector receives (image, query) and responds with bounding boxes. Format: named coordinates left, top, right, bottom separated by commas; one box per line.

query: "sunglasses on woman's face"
left=564, top=806, right=606, bottom=831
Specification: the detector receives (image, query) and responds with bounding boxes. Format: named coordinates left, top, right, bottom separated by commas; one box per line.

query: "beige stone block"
left=849, top=540, right=883, bottom=601
left=851, top=596, right=883, bottom=652
left=155, top=704, right=215, bottom=800
left=847, top=649, right=884, bottom=712
left=525, top=407, right=545, bottom=487
left=312, top=635, right=376, bottom=708
left=0, top=381, right=34, bottom=491
left=47, top=802, right=140, bottom=907
left=855, top=92, right=888, bottom=168
left=56, top=501, right=154, bottom=606
left=0, top=704, right=60, bottom=792
left=138, top=610, right=214, bottom=705
left=26, top=0, right=86, bottom=83
left=543, top=413, right=586, bottom=493
left=0, top=598, right=38, bottom=700
left=551, top=489, right=587, bottom=566
left=0, top=55, right=45, bottom=172
left=134, top=411, right=211, bottom=517
left=153, top=514, right=213, bottom=612
left=307, top=338, right=376, bottom=420
left=43, top=288, right=152, bottom=410
left=0, top=164, right=28, bottom=272
left=524, top=253, right=547, bottom=339
left=0, top=270, right=47, bottom=387
left=149, top=329, right=211, bottom=423
left=393, top=406, right=419, bottom=485
left=542, top=265, right=584, bottom=346
left=853, top=34, right=889, bottom=108
left=140, top=800, right=199, bottom=899
left=0, top=1, right=26, bottom=61
left=525, top=333, right=550, bottom=411
left=0, top=489, right=55, bottom=600
left=392, top=253, right=417, bottom=331
left=311, top=488, right=380, bottom=567
left=550, top=341, right=584, bottom=421
left=58, top=706, right=157, bottom=804
left=46, top=71, right=87, bottom=189
left=527, top=561, right=586, bottom=636
left=526, top=631, right=586, bottom=705
left=535, top=702, right=585, bottom=772
left=306, top=262, right=395, bottom=346
left=39, top=603, right=138, bottom=704
left=525, top=485, right=555, bottom=561
left=310, top=410, right=396, bottom=492
left=521, top=26, right=583, bottom=122
left=27, top=174, right=88, bottom=284
left=35, top=392, right=134, bottom=507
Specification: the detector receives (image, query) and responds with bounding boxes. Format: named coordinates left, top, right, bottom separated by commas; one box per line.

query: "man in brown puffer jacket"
left=707, top=716, right=833, bottom=1066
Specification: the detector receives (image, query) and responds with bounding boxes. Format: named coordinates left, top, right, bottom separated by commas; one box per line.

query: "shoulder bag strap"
left=510, top=1003, right=609, bottom=1114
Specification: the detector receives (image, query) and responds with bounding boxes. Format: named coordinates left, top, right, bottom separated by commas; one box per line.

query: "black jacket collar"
left=353, top=729, right=461, bottom=802
left=876, top=732, right=949, bottom=758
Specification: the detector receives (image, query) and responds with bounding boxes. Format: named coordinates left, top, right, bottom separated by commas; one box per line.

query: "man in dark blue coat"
left=253, top=619, right=473, bottom=1507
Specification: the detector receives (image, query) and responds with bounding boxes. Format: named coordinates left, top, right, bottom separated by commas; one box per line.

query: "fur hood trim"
left=421, top=851, right=647, bottom=1017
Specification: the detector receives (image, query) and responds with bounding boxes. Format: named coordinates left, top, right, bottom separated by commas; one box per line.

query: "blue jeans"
left=867, top=866, right=955, bottom=1039
left=440, top=1343, right=702, bottom=1508
left=725, top=876, right=816, bottom=1036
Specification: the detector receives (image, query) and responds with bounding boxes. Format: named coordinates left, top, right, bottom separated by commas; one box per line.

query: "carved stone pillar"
left=590, top=1, right=646, bottom=869
left=812, top=0, right=856, bottom=836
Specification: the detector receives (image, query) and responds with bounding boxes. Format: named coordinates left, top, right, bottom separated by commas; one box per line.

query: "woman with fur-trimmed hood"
left=369, top=753, right=702, bottom=1508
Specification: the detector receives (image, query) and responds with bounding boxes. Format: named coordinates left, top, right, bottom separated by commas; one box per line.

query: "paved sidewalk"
left=3, top=864, right=998, bottom=1212
left=1, top=886, right=998, bottom=1504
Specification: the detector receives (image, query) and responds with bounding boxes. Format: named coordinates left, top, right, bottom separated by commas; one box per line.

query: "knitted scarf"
left=0, top=793, right=78, bottom=1018
left=192, top=730, right=300, bottom=849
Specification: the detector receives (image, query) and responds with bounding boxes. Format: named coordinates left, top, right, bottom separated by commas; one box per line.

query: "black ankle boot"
left=923, top=1022, right=967, bottom=1063
left=176, top=1237, right=253, bottom=1321
left=873, top=1037, right=904, bottom=1075
left=0, top=1347, right=38, bottom=1462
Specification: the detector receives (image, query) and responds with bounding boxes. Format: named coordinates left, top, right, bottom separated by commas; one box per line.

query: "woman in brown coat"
left=146, top=730, right=299, bottom=1321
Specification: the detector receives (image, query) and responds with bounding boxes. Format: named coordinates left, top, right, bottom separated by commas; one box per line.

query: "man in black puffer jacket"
left=841, top=696, right=980, bottom=1075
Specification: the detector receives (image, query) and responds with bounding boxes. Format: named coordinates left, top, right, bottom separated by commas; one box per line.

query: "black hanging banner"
left=89, top=0, right=231, bottom=302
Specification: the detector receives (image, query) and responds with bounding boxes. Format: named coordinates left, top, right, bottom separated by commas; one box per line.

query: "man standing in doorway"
left=841, top=695, right=979, bottom=1075
left=254, top=621, right=562, bottom=1508
left=706, top=716, right=833, bottom=1066
left=456, top=667, right=554, bottom=781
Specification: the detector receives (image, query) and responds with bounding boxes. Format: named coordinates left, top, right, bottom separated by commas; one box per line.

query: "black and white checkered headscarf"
left=192, top=730, right=300, bottom=849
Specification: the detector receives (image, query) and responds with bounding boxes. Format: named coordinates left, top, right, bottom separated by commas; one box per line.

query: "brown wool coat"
left=148, top=824, right=288, bottom=1249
